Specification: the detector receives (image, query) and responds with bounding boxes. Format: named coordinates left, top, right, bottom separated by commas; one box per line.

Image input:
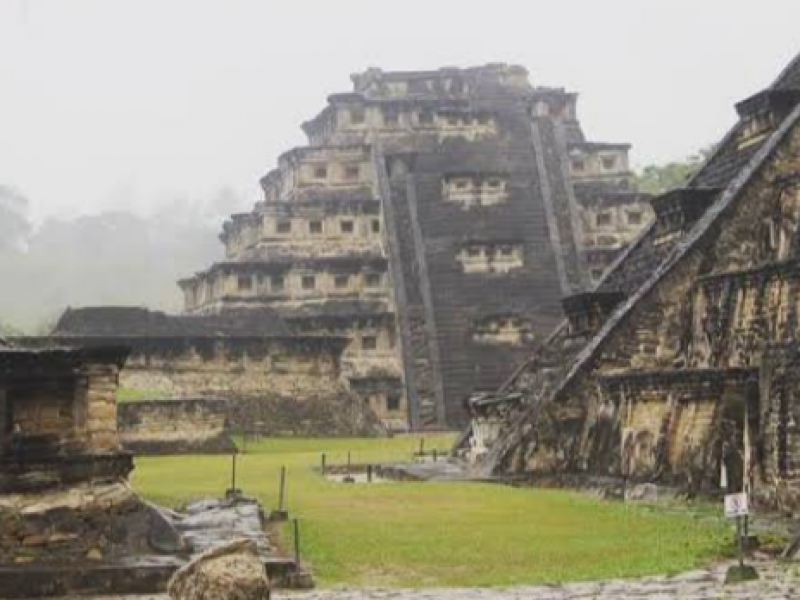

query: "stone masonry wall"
left=501, top=113, right=800, bottom=499
left=117, top=398, right=234, bottom=455
left=120, top=339, right=343, bottom=400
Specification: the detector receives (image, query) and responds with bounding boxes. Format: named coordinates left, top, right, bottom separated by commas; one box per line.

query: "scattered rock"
left=168, top=539, right=270, bottom=600
left=21, top=535, right=48, bottom=547
left=86, top=548, right=103, bottom=561
left=625, top=483, right=658, bottom=502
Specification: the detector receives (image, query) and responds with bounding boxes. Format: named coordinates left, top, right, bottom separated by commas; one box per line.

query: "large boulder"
left=168, top=539, right=270, bottom=600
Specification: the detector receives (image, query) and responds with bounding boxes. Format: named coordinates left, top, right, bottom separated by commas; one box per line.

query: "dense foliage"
left=632, top=148, right=713, bottom=195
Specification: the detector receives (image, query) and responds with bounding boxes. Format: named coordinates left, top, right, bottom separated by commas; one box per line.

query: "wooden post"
left=367, top=464, right=373, bottom=483
left=293, top=518, right=301, bottom=565
left=321, top=453, right=327, bottom=475
left=278, top=466, right=287, bottom=512
left=228, top=450, right=238, bottom=496
left=737, top=516, right=745, bottom=569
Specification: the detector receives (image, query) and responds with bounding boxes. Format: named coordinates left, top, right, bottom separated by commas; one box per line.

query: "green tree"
left=632, top=147, right=714, bottom=195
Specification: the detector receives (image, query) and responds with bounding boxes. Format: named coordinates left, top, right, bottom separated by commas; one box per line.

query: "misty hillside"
left=0, top=185, right=247, bottom=332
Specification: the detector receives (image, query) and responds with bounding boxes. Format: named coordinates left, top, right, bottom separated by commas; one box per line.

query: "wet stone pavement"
left=275, top=561, right=800, bottom=600
left=50, top=560, right=800, bottom=600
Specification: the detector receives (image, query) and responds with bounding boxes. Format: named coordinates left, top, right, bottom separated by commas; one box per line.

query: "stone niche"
left=457, top=242, right=524, bottom=274
left=435, top=110, right=497, bottom=141
left=650, top=188, right=719, bottom=247
left=472, top=314, right=535, bottom=346
left=349, top=374, right=406, bottom=431
left=562, top=291, right=625, bottom=338
left=568, top=144, right=630, bottom=180
left=735, top=89, right=800, bottom=150
left=0, top=346, right=133, bottom=493
left=441, top=173, right=509, bottom=208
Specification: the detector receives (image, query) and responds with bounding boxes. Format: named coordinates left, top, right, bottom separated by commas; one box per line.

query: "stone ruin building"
left=49, top=306, right=383, bottom=445
left=0, top=337, right=305, bottom=597
left=178, top=64, right=651, bottom=429
left=0, top=340, right=186, bottom=597
left=463, top=52, right=800, bottom=514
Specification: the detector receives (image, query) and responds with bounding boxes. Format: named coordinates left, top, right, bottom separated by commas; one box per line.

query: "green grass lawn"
left=131, top=435, right=731, bottom=588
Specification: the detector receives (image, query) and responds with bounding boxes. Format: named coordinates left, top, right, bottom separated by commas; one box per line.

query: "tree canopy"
left=632, top=147, right=714, bottom=195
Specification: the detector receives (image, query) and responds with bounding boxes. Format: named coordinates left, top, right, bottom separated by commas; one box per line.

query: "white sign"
left=724, top=492, right=749, bottom=518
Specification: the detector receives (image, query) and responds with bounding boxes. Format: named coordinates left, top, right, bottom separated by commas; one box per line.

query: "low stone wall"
left=118, top=398, right=235, bottom=455
left=229, top=392, right=384, bottom=437
left=118, top=393, right=383, bottom=454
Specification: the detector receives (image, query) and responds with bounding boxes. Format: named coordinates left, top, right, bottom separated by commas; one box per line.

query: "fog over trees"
left=0, top=185, right=247, bottom=332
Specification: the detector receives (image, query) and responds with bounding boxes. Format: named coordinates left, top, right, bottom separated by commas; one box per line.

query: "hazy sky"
left=1, top=0, right=799, bottom=221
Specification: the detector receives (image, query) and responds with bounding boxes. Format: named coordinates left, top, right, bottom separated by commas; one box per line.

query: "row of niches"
left=442, top=175, right=509, bottom=208
left=357, top=75, right=471, bottom=98
left=569, top=151, right=629, bottom=177
left=185, top=269, right=390, bottom=306
left=472, top=315, right=535, bottom=346
left=583, top=204, right=650, bottom=230
left=224, top=215, right=383, bottom=259
left=457, top=244, right=524, bottom=273
left=531, top=98, right=577, bottom=120
left=338, top=105, right=496, bottom=133
left=292, top=321, right=399, bottom=358
left=267, top=215, right=382, bottom=238
left=294, top=160, right=372, bottom=188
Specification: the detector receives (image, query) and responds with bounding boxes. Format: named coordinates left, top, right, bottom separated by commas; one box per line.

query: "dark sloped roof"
left=690, top=132, right=765, bottom=189
left=0, top=345, right=130, bottom=380
left=596, top=53, right=800, bottom=297
left=558, top=103, right=800, bottom=396
left=772, top=52, right=800, bottom=91
left=53, top=306, right=291, bottom=338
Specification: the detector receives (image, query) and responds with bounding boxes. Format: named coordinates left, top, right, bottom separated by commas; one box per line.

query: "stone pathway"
left=276, top=561, right=800, bottom=600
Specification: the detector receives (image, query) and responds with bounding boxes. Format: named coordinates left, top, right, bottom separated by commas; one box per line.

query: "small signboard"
left=724, top=492, right=749, bottom=518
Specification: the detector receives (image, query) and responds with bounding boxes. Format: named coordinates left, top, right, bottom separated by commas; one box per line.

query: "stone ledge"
left=0, top=453, right=134, bottom=493
left=0, top=556, right=183, bottom=598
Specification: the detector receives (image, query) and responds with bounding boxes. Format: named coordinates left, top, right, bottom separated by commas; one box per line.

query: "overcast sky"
left=1, top=0, right=799, bottom=221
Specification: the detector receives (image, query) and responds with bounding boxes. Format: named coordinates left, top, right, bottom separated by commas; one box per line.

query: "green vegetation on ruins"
left=132, top=435, right=731, bottom=588
left=117, top=388, right=170, bottom=403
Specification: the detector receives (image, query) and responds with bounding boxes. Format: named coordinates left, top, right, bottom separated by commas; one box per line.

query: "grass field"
left=131, top=435, right=731, bottom=588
